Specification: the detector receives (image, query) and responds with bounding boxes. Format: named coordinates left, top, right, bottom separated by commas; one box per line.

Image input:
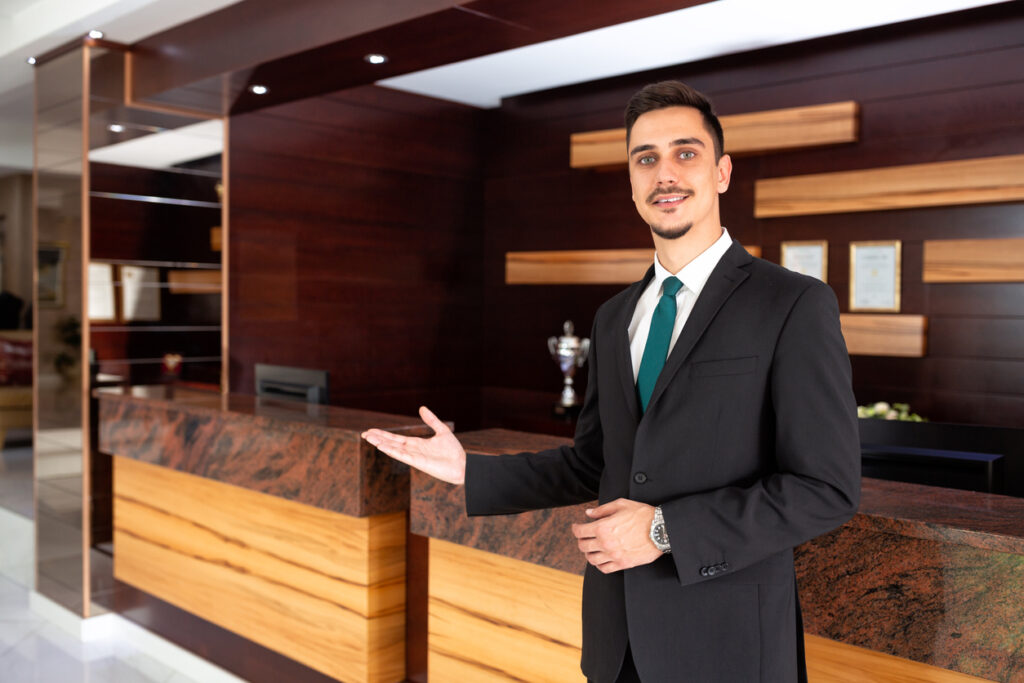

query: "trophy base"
left=552, top=403, right=581, bottom=420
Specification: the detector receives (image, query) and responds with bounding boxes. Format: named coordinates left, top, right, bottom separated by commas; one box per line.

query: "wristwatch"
left=649, top=505, right=671, bottom=553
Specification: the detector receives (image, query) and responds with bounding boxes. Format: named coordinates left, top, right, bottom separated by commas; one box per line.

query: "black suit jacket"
left=466, top=241, right=861, bottom=682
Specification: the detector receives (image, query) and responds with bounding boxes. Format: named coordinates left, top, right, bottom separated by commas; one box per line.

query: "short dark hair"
left=624, top=81, right=724, bottom=160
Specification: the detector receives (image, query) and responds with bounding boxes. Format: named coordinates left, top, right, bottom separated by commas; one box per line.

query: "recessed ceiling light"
left=364, top=53, right=388, bottom=65
left=248, top=84, right=268, bottom=95
left=26, top=57, right=36, bottom=65
left=88, top=30, right=104, bottom=40
left=108, top=124, right=125, bottom=133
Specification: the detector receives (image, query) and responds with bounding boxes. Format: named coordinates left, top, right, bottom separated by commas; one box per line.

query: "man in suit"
left=363, top=81, right=861, bottom=683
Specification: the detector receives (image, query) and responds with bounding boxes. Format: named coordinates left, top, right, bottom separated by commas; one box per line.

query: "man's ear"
left=717, top=154, right=733, bottom=194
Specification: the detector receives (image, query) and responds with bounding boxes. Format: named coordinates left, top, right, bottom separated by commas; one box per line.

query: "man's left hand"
left=572, top=498, right=663, bottom=573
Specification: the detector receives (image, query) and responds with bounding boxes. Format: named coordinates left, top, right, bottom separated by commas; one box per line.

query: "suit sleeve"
left=464, top=323, right=605, bottom=515
left=661, top=280, right=861, bottom=586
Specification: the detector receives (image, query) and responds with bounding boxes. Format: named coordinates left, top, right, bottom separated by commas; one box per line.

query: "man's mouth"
left=652, top=195, right=687, bottom=205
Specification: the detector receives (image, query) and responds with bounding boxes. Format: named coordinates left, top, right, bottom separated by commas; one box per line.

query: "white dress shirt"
left=628, top=228, right=734, bottom=381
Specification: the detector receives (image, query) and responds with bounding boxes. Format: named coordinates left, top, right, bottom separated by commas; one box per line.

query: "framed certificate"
left=88, top=262, right=117, bottom=321
left=850, top=240, right=902, bottom=312
left=781, top=240, right=828, bottom=282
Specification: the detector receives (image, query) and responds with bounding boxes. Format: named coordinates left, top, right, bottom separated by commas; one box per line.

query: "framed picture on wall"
left=121, top=265, right=162, bottom=321
left=850, top=240, right=902, bottom=312
left=88, top=262, right=117, bottom=321
left=781, top=240, right=828, bottom=282
left=37, top=242, right=68, bottom=308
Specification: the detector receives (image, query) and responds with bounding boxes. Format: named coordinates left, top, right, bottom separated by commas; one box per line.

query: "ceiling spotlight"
left=88, top=29, right=104, bottom=40
left=26, top=57, right=36, bottom=65
left=364, top=53, right=388, bottom=65
left=248, top=84, right=268, bottom=95
left=108, top=124, right=125, bottom=133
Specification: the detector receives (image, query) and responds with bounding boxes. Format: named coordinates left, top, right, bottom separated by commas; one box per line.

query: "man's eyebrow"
left=628, top=143, right=654, bottom=157
left=671, top=137, right=705, bottom=148
left=628, top=137, right=706, bottom=157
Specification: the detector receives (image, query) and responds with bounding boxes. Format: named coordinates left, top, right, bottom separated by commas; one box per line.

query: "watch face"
left=654, top=524, right=669, bottom=546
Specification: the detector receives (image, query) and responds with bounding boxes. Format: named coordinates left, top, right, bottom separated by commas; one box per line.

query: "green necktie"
left=637, top=276, right=682, bottom=413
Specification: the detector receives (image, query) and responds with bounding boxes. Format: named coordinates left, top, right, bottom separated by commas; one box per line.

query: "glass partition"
left=34, top=45, right=87, bottom=614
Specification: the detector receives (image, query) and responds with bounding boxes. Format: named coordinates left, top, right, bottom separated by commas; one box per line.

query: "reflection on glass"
left=35, top=46, right=86, bottom=614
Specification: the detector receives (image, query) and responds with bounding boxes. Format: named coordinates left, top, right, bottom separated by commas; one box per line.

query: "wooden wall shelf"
left=570, top=101, right=858, bottom=169
left=755, top=154, right=1024, bottom=218
left=168, top=269, right=223, bottom=294
left=840, top=314, right=927, bottom=357
left=923, top=237, right=1024, bottom=283
left=506, top=246, right=762, bottom=284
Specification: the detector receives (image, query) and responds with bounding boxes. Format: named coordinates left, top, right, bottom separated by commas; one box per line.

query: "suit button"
left=721, top=562, right=729, bottom=571
left=633, top=472, right=648, bottom=484
left=707, top=566, right=717, bottom=576
left=700, top=567, right=708, bottom=577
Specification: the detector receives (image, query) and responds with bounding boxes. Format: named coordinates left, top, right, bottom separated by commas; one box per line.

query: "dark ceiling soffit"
left=128, top=0, right=715, bottom=116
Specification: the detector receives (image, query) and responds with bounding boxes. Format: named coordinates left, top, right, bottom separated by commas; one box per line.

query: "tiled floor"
left=1, top=455, right=212, bottom=682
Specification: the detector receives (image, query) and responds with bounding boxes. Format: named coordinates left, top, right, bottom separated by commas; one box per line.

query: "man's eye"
left=678, top=151, right=696, bottom=160
left=638, top=155, right=656, bottom=165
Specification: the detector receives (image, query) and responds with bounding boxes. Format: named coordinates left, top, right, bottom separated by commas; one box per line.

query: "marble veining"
left=96, top=386, right=432, bottom=517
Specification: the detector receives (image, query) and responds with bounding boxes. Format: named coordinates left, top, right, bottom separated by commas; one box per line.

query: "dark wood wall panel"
left=481, top=3, right=1024, bottom=429
left=229, top=85, right=485, bottom=431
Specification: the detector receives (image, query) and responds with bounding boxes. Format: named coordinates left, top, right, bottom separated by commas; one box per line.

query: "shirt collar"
left=653, top=227, right=732, bottom=296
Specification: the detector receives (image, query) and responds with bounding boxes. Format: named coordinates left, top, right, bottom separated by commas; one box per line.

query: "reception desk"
left=412, top=429, right=1023, bottom=683
left=96, top=386, right=432, bottom=683
left=95, top=390, right=1023, bottom=683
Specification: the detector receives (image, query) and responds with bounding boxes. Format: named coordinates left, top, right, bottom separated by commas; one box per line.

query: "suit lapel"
left=645, top=241, right=752, bottom=413
left=614, top=265, right=654, bottom=422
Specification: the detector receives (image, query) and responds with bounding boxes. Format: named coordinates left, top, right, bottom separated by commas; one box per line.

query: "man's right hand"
left=361, top=406, right=466, bottom=485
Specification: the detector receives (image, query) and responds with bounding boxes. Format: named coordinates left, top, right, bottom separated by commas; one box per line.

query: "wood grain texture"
left=804, top=635, right=992, bottom=682
left=428, top=539, right=585, bottom=683
left=505, top=245, right=762, bottom=284
left=167, top=269, right=222, bottom=293
left=569, top=101, right=858, bottom=168
left=754, top=153, right=1024, bottom=218
left=923, top=237, right=1024, bottom=283
left=113, top=456, right=406, bottom=683
left=840, top=314, right=927, bottom=357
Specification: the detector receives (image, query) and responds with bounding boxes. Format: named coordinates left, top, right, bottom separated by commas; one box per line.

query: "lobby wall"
left=229, top=85, right=486, bottom=429
left=480, top=3, right=1024, bottom=429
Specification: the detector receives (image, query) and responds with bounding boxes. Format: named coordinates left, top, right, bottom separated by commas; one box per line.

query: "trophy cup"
left=547, top=320, right=591, bottom=417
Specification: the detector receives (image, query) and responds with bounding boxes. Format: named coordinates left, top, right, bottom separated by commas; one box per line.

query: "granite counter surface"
left=96, top=385, right=431, bottom=517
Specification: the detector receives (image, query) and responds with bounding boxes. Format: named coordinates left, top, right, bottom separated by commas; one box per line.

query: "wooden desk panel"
left=114, top=456, right=406, bottom=683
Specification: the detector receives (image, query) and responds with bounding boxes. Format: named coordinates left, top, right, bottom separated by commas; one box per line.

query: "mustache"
left=646, top=186, right=694, bottom=204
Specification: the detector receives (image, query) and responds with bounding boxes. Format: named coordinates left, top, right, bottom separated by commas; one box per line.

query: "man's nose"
left=655, top=162, right=677, bottom=185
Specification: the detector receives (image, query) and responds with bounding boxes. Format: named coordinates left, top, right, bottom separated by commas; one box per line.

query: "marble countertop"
left=95, top=385, right=432, bottom=517
left=412, top=428, right=1024, bottom=575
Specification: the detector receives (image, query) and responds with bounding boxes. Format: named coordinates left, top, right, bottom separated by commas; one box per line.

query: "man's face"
left=627, top=106, right=732, bottom=241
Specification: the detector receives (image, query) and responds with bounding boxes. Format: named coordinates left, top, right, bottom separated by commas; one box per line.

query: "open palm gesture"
left=361, top=406, right=466, bottom=485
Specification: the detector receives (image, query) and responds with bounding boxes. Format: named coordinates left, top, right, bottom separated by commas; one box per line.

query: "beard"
left=650, top=221, right=692, bottom=240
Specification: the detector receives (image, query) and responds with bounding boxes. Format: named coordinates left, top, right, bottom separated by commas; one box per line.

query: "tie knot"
left=662, top=276, right=682, bottom=297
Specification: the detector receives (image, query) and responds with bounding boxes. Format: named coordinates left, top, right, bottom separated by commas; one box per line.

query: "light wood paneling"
left=923, top=237, right=1024, bottom=283
left=570, top=101, right=858, bottom=168
left=841, top=314, right=928, bottom=357
left=427, top=540, right=982, bottom=681
left=167, top=269, right=222, bottom=294
left=755, top=154, right=1024, bottom=218
left=805, top=634, right=992, bottom=682
left=506, top=245, right=762, bottom=284
left=428, top=539, right=585, bottom=683
left=113, top=456, right=406, bottom=683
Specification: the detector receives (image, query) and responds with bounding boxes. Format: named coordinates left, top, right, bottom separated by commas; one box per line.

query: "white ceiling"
left=380, top=0, right=1009, bottom=108
left=0, top=0, right=1010, bottom=175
